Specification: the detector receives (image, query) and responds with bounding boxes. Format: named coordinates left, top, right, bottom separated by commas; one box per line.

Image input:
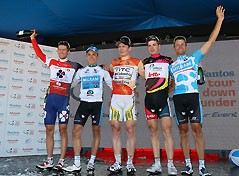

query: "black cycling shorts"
left=173, top=93, right=203, bottom=125
left=74, top=101, right=103, bottom=126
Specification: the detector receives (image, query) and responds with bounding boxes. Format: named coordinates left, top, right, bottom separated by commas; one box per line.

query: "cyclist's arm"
left=200, top=6, right=225, bottom=55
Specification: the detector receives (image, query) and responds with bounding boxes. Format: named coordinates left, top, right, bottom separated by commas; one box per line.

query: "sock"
left=58, top=158, right=64, bottom=165
left=127, top=156, right=133, bottom=165
left=199, top=159, right=205, bottom=169
left=155, top=157, right=161, bottom=166
left=89, top=155, right=96, bottom=164
left=47, top=157, right=53, bottom=164
left=185, top=158, right=192, bottom=167
left=74, top=155, right=81, bottom=167
left=167, top=159, right=174, bottom=167
left=115, top=155, right=121, bottom=164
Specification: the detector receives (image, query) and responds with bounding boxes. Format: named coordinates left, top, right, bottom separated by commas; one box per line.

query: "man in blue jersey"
left=169, top=6, right=224, bottom=176
left=63, top=46, right=112, bottom=174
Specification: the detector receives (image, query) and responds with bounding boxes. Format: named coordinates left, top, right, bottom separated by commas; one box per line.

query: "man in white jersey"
left=63, top=46, right=112, bottom=174
left=169, top=6, right=224, bottom=176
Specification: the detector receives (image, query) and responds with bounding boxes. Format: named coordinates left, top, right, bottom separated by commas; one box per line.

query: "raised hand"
left=216, top=6, right=225, bottom=21
left=30, top=29, right=38, bottom=39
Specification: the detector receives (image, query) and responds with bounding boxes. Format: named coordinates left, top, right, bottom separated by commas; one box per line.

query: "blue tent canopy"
left=0, top=0, right=238, bottom=47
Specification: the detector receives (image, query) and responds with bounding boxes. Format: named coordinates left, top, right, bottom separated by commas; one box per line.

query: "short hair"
left=146, top=35, right=160, bottom=45
left=57, top=41, right=70, bottom=50
left=173, top=36, right=187, bottom=45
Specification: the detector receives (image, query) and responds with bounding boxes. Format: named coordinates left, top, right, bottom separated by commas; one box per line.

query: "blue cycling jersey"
left=169, top=50, right=205, bottom=95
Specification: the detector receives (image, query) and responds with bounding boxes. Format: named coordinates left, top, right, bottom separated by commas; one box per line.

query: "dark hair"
left=173, top=36, right=187, bottom=45
left=146, top=35, right=160, bottom=45
left=58, top=41, right=70, bottom=50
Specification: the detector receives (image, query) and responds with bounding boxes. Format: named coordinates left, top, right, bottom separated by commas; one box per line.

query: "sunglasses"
left=146, top=35, right=160, bottom=43
left=173, top=36, right=187, bottom=44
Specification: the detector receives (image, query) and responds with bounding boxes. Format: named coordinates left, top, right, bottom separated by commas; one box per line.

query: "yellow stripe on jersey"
left=147, top=79, right=169, bottom=93
left=125, top=104, right=134, bottom=120
left=111, top=106, right=120, bottom=121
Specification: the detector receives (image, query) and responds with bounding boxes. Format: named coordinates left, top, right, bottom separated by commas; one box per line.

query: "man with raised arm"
left=169, top=6, right=225, bottom=176
left=30, top=30, right=83, bottom=171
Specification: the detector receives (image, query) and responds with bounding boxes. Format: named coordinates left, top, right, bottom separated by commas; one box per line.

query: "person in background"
left=30, top=30, right=83, bottom=171
left=169, top=6, right=224, bottom=176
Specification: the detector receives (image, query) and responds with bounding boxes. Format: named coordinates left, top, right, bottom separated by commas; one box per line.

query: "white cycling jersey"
left=72, top=65, right=112, bottom=102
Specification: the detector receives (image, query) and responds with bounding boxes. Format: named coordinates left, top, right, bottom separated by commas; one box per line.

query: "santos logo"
left=10, top=93, right=22, bottom=99
left=28, top=53, right=37, bottom=59
left=38, top=138, right=46, bottom=143
left=23, top=129, right=34, bottom=135
left=0, top=85, right=7, bottom=90
left=12, top=68, right=23, bottom=74
left=43, top=48, right=53, bottom=53
left=27, top=78, right=37, bottom=83
left=14, top=59, right=24, bottom=64
left=8, top=120, right=20, bottom=126
left=25, top=139, right=32, bottom=144
left=6, top=148, right=18, bottom=154
left=30, top=62, right=36, bottom=67
left=15, top=43, right=25, bottom=49
left=0, top=59, right=8, bottom=64
left=25, top=103, right=36, bottom=109
left=27, top=112, right=34, bottom=118
left=0, top=49, right=7, bottom=54
left=11, top=77, right=24, bottom=82
left=13, top=52, right=25, bottom=58
left=7, top=131, right=20, bottom=136
left=9, top=104, right=22, bottom=109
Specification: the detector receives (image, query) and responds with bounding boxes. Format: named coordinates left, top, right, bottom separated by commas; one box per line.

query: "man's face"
left=86, top=50, right=98, bottom=65
left=174, top=39, right=187, bottom=56
left=118, top=43, right=131, bottom=57
left=147, top=40, right=160, bottom=55
left=57, top=45, right=70, bottom=59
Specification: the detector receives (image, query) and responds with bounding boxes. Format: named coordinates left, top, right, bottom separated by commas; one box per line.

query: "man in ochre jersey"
left=30, top=30, right=83, bottom=171
left=107, top=36, right=145, bottom=175
left=143, top=35, right=177, bottom=175
left=169, top=6, right=224, bottom=176
left=63, top=46, right=112, bottom=175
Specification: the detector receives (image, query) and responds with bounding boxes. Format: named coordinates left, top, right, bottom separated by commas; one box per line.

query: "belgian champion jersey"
left=31, top=38, right=83, bottom=96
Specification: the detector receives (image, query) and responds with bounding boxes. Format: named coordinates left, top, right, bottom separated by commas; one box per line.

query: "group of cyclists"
left=30, top=6, right=224, bottom=176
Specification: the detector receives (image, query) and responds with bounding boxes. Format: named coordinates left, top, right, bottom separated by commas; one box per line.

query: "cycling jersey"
left=111, top=57, right=141, bottom=95
left=31, top=38, right=83, bottom=96
left=143, top=54, right=173, bottom=93
left=72, top=65, right=112, bottom=102
left=169, top=50, right=205, bottom=95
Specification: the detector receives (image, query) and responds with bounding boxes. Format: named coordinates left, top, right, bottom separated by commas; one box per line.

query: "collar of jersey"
left=88, top=64, right=97, bottom=67
left=177, top=54, right=187, bottom=60
left=59, top=58, right=68, bottom=62
left=151, top=53, right=160, bottom=58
